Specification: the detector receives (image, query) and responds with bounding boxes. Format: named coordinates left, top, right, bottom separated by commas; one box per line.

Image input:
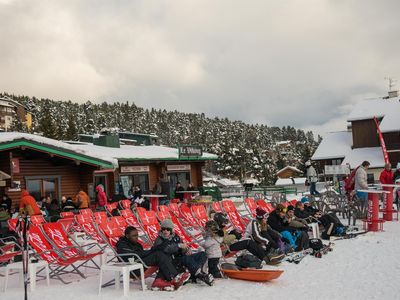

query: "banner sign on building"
left=120, top=166, right=150, bottom=173
left=324, top=165, right=350, bottom=175
left=11, top=158, right=19, bottom=174
left=167, top=164, right=191, bottom=171
left=178, top=145, right=202, bottom=158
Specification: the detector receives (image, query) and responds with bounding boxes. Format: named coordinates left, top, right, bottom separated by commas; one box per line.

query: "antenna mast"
left=384, top=76, right=397, bottom=91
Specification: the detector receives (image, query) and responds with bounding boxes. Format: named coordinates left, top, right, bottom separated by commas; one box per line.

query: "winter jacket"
left=116, top=236, right=152, bottom=262
left=244, top=219, right=269, bottom=246
left=96, top=185, right=108, bottom=207
left=0, top=196, right=12, bottom=213
left=19, top=190, right=41, bottom=216
left=306, top=166, right=318, bottom=183
left=267, top=210, right=297, bottom=233
left=200, top=235, right=223, bottom=259
left=152, top=233, right=185, bottom=257
left=354, top=166, right=368, bottom=191
left=379, top=169, right=394, bottom=185
left=75, top=191, right=90, bottom=209
left=294, top=207, right=312, bottom=219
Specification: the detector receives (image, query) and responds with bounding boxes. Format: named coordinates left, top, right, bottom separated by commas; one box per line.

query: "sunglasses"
left=161, top=227, right=173, bottom=232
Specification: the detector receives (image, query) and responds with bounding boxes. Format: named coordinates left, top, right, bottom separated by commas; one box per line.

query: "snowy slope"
left=1, top=221, right=399, bottom=300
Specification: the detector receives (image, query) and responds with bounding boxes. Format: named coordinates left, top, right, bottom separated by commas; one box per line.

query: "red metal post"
left=367, top=193, right=380, bottom=231
left=383, top=186, right=393, bottom=221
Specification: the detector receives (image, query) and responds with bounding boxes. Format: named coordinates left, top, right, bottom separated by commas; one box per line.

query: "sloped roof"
left=276, top=166, right=302, bottom=176
left=0, top=132, right=218, bottom=169
left=347, top=97, right=400, bottom=133
left=311, top=131, right=352, bottom=160
left=311, top=131, right=384, bottom=168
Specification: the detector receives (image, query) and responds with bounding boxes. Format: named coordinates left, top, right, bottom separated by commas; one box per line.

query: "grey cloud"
left=0, top=0, right=399, bottom=135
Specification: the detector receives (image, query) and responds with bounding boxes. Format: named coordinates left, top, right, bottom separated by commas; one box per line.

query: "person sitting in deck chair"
left=116, top=226, right=190, bottom=291
left=152, top=219, right=214, bottom=286
left=268, top=204, right=309, bottom=251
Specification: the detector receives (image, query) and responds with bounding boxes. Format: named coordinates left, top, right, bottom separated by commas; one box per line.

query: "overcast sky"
left=1, top=0, right=399, bottom=136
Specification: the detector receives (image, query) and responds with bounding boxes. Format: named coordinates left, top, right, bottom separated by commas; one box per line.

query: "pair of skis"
left=313, top=242, right=333, bottom=258
left=286, top=248, right=313, bottom=264
left=330, top=230, right=368, bottom=241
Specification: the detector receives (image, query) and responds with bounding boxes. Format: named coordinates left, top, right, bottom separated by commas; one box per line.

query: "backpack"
left=309, top=238, right=324, bottom=251
left=235, top=254, right=262, bottom=269
left=344, top=166, right=360, bottom=194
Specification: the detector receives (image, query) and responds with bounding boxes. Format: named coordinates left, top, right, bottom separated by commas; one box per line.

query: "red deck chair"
left=75, top=214, right=107, bottom=244
left=7, top=218, right=18, bottom=232
left=28, top=225, right=91, bottom=283
left=221, top=200, right=248, bottom=233
left=30, top=215, right=46, bottom=225
left=120, top=209, right=141, bottom=227
left=57, top=218, right=76, bottom=234
left=42, top=222, right=102, bottom=264
left=79, top=208, right=93, bottom=219
left=244, top=198, right=257, bottom=218
left=158, top=205, right=171, bottom=215
left=94, top=211, right=108, bottom=224
left=281, top=202, right=289, bottom=208
left=98, top=219, right=158, bottom=278
left=136, top=207, right=160, bottom=243
left=211, top=201, right=223, bottom=213
left=60, top=211, right=75, bottom=219
left=289, top=199, right=298, bottom=206
left=105, top=203, right=119, bottom=215
left=0, top=237, right=21, bottom=265
left=168, top=203, right=182, bottom=218
left=256, top=199, right=274, bottom=213
left=179, top=203, right=200, bottom=229
left=190, top=205, right=209, bottom=228
left=119, top=200, right=132, bottom=210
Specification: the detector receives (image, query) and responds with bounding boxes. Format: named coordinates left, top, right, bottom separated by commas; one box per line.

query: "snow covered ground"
left=1, top=219, right=399, bottom=300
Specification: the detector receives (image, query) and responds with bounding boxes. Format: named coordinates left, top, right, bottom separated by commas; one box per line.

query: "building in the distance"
left=312, top=90, right=400, bottom=182
left=0, top=96, right=32, bottom=131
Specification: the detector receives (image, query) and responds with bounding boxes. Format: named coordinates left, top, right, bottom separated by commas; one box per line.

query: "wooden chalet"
left=312, top=91, right=400, bottom=181
left=0, top=132, right=217, bottom=210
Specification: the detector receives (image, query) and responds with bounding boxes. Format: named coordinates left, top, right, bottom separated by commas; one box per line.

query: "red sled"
left=221, top=264, right=283, bottom=282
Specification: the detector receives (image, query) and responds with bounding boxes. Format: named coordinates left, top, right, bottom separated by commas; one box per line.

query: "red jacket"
left=19, top=190, right=41, bottom=216
left=96, top=185, right=108, bottom=207
left=379, top=169, right=394, bottom=185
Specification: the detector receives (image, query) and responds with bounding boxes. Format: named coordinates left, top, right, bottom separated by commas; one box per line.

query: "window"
left=26, top=177, right=59, bottom=202
left=120, top=174, right=149, bottom=197
left=168, top=172, right=191, bottom=194
left=331, top=159, right=342, bottom=166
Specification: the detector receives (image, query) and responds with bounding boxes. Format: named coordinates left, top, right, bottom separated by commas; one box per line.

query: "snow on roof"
left=275, top=177, right=307, bottom=186
left=341, top=147, right=385, bottom=169
left=215, top=178, right=241, bottom=187
left=347, top=97, right=400, bottom=132
left=0, top=132, right=218, bottom=167
left=275, top=140, right=291, bottom=146
left=276, top=166, right=302, bottom=175
left=311, top=131, right=352, bottom=160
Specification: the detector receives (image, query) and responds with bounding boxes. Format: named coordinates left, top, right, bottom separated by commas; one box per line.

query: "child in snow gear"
left=201, top=220, right=223, bottom=278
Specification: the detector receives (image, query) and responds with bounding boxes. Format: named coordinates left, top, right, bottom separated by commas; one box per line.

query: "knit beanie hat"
left=256, top=207, right=268, bottom=219
left=287, top=205, right=295, bottom=212
left=160, top=219, right=174, bottom=230
left=301, top=197, right=310, bottom=204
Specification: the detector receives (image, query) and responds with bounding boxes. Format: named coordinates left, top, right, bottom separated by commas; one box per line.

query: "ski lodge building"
left=312, top=91, right=400, bottom=182
left=0, top=132, right=217, bottom=209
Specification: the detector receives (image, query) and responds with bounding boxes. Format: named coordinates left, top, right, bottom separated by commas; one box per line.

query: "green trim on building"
left=0, top=140, right=115, bottom=169
left=116, top=156, right=218, bottom=162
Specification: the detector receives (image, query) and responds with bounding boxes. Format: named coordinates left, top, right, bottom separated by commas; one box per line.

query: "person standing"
left=174, top=182, right=185, bottom=202
left=305, top=160, right=320, bottom=196
left=354, top=161, right=370, bottom=203
left=379, top=163, right=394, bottom=185
left=393, top=163, right=400, bottom=182
left=19, top=190, right=41, bottom=216
left=96, top=185, right=108, bottom=209
left=1, top=194, right=12, bottom=214
left=75, top=190, right=90, bottom=209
